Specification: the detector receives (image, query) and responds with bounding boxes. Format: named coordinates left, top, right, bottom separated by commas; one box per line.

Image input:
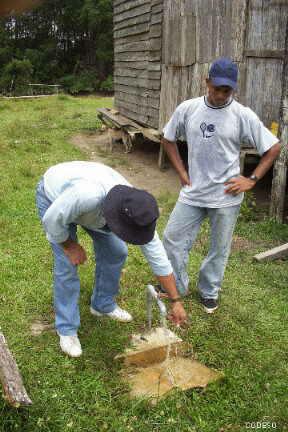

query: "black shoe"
left=200, top=297, right=218, bottom=314
left=155, top=284, right=167, bottom=295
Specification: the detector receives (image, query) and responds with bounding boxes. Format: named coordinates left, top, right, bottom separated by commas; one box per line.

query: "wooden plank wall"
left=113, top=0, right=287, bottom=132
left=159, top=0, right=247, bottom=130
left=245, top=0, right=287, bottom=126
left=114, top=0, right=163, bottom=129
left=159, top=0, right=287, bottom=130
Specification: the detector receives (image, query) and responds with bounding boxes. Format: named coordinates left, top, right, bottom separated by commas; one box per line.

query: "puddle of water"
left=117, top=326, right=223, bottom=401
left=161, top=324, right=176, bottom=386
left=115, top=327, right=182, bottom=367
left=127, top=357, right=223, bottom=400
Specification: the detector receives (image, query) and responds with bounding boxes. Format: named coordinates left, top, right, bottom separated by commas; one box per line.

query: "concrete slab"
left=115, top=327, right=182, bottom=367
left=116, top=327, right=223, bottom=401
left=125, top=357, right=223, bottom=400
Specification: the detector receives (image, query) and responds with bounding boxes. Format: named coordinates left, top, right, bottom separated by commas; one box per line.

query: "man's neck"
left=205, top=95, right=233, bottom=108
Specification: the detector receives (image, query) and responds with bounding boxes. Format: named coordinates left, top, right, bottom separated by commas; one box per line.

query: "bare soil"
left=71, top=129, right=288, bottom=225
left=70, top=130, right=181, bottom=197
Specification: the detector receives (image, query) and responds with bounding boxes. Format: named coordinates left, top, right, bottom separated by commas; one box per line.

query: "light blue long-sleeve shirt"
left=42, top=161, right=172, bottom=277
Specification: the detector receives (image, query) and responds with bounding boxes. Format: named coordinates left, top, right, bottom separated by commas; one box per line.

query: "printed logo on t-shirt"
left=200, top=122, right=216, bottom=138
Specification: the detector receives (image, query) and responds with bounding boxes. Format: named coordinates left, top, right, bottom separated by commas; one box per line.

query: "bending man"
left=36, top=161, right=187, bottom=357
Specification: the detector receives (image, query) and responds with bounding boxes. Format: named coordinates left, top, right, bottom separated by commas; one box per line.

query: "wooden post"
left=0, top=332, right=32, bottom=407
left=269, top=114, right=288, bottom=221
left=270, top=20, right=288, bottom=222
left=158, top=141, right=167, bottom=170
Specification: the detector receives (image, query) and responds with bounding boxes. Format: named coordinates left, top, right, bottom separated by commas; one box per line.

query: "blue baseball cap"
left=209, top=57, right=238, bottom=90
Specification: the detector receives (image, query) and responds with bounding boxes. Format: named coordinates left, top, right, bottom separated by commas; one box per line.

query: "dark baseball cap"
left=103, top=185, right=159, bottom=245
left=209, top=57, right=238, bottom=90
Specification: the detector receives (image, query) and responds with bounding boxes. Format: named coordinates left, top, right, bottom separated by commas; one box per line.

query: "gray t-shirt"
left=163, top=96, right=279, bottom=208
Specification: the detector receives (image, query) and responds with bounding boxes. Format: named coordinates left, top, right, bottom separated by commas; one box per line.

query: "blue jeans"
left=36, top=179, right=128, bottom=336
left=163, top=201, right=240, bottom=299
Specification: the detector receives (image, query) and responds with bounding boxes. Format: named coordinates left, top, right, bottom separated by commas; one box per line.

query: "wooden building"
left=114, top=0, right=287, bottom=131
left=110, top=0, right=287, bottom=220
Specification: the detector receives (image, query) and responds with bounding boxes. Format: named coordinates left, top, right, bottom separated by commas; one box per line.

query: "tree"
left=0, top=0, right=113, bottom=94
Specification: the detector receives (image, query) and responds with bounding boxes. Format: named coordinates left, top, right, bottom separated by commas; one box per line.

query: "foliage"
left=0, top=59, right=33, bottom=95
left=0, top=97, right=287, bottom=431
left=239, top=191, right=257, bottom=221
left=60, top=70, right=100, bottom=94
left=99, top=73, right=113, bottom=91
left=0, top=0, right=113, bottom=95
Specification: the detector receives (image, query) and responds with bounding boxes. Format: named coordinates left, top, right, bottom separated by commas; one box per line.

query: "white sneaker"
left=58, top=334, right=82, bottom=357
left=90, top=305, right=133, bottom=322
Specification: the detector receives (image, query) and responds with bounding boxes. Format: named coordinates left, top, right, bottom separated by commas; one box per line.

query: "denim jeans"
left=163, top=201, right=240, bottom=299
left=36, top=179, right=128, bottom=336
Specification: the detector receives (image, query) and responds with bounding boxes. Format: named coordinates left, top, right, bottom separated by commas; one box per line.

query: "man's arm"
left=42, top=183, right=104, bottom=265
left=251, top=142, right=281, bottom=179
left=225, top=142, right=281, bottom=195
left=140, top=232, right=187, bottom=326
left=161, top=137, right=190, bottom=186
left=156, top=274, right=187, bottom=326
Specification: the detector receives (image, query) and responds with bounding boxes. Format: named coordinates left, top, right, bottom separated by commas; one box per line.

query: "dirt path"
left=71, top=130, right=288, bottom=223
left=71, top=131, right=181, bottom=198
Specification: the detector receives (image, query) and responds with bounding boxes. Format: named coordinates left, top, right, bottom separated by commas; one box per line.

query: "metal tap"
left=146, top=284, right=167, bottom=329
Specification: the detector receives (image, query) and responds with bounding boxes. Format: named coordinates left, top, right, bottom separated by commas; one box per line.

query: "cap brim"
left=103, top=185, right=156, bottom=245
left=210, top=77, right=237, bottom=90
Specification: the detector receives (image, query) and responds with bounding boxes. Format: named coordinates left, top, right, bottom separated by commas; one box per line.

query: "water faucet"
left=146, top=284, right=167, bottom=329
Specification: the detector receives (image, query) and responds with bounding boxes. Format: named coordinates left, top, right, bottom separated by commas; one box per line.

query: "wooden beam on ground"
left=97, top=107, right=140, bottom=129
left=0, top=332, right=32, bottom=407
left=97, top=107, right=163, bottom=165
left=97, top=108, right=161, bottom=140
left=141, top=128, right=160, bottom=143
left=253, top=243, right=288, bottom=262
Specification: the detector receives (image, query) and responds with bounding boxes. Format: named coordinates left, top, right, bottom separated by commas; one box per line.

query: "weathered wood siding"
left=159, top=0, right=247, bottom=129
left=114, top=0, right=163, bottom=128
left=159, top=0, right=287, bottom=130
left=244, top=0, right=287, bottom=126
left=113, top=0, right=287, bottom=132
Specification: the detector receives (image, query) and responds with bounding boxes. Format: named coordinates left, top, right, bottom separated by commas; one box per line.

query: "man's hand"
left=161, top=138, right=191, bottom=187
left=224, top=175, right=256, bottom=195
left=62, top=239, right=87, bottom=265
left=179, top=170, right=191, bottom=187
left=156, top=274, right=187, bottom=326
left=168, top=301, right=187, bottom=326
left=225, top=143, right=281, bottom=196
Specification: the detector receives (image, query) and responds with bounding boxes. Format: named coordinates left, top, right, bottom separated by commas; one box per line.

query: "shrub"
left=0, top=58, right=33, bottom=95
left=60, top=71, right=113, bottom=95
left=60, top=71, right=100, bottom=95
left=239, top=191, right=257, bottom=221
left=99, top=74, right=113, bottom=91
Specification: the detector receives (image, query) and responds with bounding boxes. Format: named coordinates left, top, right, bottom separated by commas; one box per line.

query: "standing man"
left=36, top=161, right=187, bottom=357
left=161, top=57, right=281, bottom=313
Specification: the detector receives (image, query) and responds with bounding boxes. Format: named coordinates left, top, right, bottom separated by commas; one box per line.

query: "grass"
left=0, top=96, right=287, bottom=432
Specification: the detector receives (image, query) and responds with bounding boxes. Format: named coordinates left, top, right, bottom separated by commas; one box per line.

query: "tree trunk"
left=0, top=332, right=32, bottom=407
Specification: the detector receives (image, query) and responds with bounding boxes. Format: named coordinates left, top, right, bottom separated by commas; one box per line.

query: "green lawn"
left=0, top=96, right=287, bottom=432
